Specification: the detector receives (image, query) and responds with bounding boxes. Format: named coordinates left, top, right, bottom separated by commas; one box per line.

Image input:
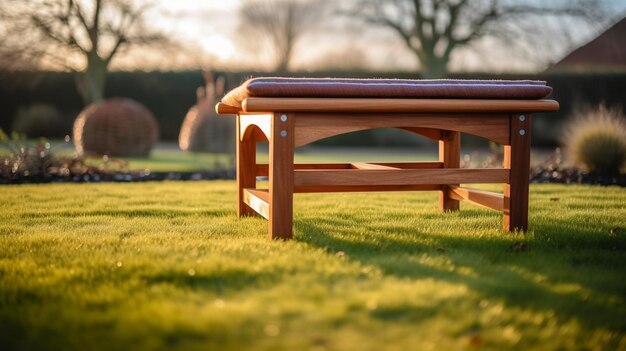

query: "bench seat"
left=216, top=77, right=559, bottom=239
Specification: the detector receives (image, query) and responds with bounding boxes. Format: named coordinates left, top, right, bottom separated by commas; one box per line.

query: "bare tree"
left=0, top=0, right=168, bottom=104
left=350, top=0, right=604, bottom=78
left=238, top=0, right=327, bottom=71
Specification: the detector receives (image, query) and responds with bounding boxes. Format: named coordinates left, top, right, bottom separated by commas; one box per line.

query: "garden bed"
left=3, top=165, right=624, bottom=187
left=0, top=170, right=235, bottom=184
left=530, top=166, right=626, bottom=186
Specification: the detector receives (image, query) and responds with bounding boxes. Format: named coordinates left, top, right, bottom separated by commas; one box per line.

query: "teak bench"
left=216, top=78, right=559, bottom=239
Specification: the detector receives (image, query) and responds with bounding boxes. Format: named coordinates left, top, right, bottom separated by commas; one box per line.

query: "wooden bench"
left=216, top=78, right=559, bottom=239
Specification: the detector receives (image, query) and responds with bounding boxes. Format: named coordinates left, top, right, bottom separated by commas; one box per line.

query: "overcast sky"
left=117, top=0, right=626, bottom=72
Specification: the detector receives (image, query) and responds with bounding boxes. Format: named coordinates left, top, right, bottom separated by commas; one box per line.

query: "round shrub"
left=73, top=98, right=159, bottom=157
left=12, top=103, right=67, bottom=138
left=563, top=104, right=626, bottom=175
left=179, top=74, right=234, bottom=153
left=179, top=102, right=234, bottom=153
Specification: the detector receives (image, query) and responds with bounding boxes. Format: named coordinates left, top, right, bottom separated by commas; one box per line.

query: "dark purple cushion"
left=221, top=77, right=553, bottom=108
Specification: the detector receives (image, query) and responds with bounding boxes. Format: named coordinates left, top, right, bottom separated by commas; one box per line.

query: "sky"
left=155, top=1, right=240, bottom=61
left=103, top=0, right=626, bottom=72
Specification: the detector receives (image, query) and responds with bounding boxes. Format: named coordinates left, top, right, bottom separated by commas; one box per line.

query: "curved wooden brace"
left=294, top=126, right=443, bottom=147
left=295, top=125, right=370, bottom=147
left=239, top=114, right=271, bottom=142
left=239, top=112, right=510, bottom=146
left=398, top=127, right=442, bottom=141
left=241, top=125, right=269, bottom=142
left=293, top=113, right=510, bottom=146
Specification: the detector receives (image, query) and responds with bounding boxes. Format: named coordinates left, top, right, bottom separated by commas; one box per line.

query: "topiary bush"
left=73, top=98, right=159, bottom=157
left=179, top=72, right=234, bottom=154
left=563, top=104, right=626, bottom=175
left=12, top=103, right=67, bottom=138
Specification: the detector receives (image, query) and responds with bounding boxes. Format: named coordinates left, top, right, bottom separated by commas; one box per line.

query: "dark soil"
left=530, top=165, right=626, bottom=186
left=1, top=146, right=623, bottom=186
left=3, top=166, right=623, bottom=186
left=0, top=169, right=235, bottom=185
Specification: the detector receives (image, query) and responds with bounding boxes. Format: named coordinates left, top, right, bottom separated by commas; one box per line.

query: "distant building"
left=550, top=17, right=626, bottom=72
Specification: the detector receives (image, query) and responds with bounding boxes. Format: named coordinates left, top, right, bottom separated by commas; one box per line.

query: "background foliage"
left=1, top=70, right=625, bottom=145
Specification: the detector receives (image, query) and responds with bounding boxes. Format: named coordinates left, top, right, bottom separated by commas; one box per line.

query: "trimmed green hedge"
left=1, top=70, right=625, bottom=146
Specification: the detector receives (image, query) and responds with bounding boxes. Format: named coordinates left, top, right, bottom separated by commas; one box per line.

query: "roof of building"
left=551, top=17, right=626, bottom=71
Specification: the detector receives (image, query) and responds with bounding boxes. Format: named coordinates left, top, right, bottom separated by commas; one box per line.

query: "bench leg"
left=236, top=115, right=257, bottom=217
left=439, top=130, right=460, bottom=211
left=269, top=113, right=294, bottom=240
left=504, top=114, right=532, bottom=231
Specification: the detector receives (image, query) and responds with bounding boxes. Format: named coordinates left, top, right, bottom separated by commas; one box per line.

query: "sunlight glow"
left=200, top=34, right=236, bottom=61
left=8, top=0, right=625, bottom=72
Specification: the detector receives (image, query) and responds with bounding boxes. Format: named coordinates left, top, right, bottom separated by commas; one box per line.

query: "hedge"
left=1, top=70, right=625, bottom=146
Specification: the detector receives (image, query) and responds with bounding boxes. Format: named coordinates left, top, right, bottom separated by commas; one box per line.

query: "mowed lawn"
left=122, top=146, right=438, bottom=172
left=1, top=182, right=625, bottom=350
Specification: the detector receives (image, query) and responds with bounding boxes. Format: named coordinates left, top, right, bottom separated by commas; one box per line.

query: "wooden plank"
left=243, top=98, right=560, bottom=113
left=504, top=114, right=532, bottom=231
left=293, top=113, right=510, bottom=145
left=256, top=185, right=441, bottom=193
left=246, top=188, right=269, bottom=202
left=370, top=162, right=443, bottom=169
left=256, top=162, right=442, bottom=176
left=294, top=168, right=509, bottom=187
left=256, top=163, right=351, bottom=177
left=294, top=184, right=441, bottom=193
left=350, top=162, right=399, bottom=170
left=449, top=186, right=504, bottom=212
left=439, top=130, right=460, bottom=211
left=269, top=113, right=295, bottom=240
left=243, top=189, right=270, bottom=219
left=215, top=102, right=241, bottom=114
left=236, top=116, right=257, bottom=217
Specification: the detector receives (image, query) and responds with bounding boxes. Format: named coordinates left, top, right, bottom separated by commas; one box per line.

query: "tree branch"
left=411, top=0, right=425, bottom=44
left=349, top=0, right=607, bottom=76
left=71, top=0, right=91, bottom=34
left=451, top=0, right=498, bottom=47
left=378, top=16, right=426, bottom=63
left=31, top=14, right=89, bottom=54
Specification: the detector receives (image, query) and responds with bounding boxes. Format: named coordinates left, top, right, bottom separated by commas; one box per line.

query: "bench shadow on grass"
left=296, top=212, right=626, bottom=335
left=145, top=268, right=281, bottom=295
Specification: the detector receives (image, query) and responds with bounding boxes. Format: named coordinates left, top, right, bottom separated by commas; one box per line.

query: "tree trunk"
left=76, top=54, right=108, bottom=105
left=275, top=48, right=290, bottom=72
left=421, top=58, right=448, bottom=79
left=274, top=36, right=293, bottom=72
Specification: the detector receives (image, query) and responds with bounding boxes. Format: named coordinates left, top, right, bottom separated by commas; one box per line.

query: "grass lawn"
left=123, top=146, right=439, bottom=172
left=3, top=139, right=552, bottom=172
left=121, top=146, right=555, bottom=172
left=1, top=182, right=625, bottom=350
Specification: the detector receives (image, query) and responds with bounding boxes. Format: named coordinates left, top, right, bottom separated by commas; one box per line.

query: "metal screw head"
left=280, top=130, right=287, bottom=137
left=519, top=115, right=526, bottom=122
left=519, top=129, right=526, bottom=136
left=280, top=114, right=288, bottom=122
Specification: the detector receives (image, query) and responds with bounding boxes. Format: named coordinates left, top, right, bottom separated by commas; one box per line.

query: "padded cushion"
left=221, top=78, right=553, bottom=108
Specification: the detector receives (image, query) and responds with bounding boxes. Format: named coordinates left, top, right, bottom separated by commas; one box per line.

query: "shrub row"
left=1, top=70, right=625, bottom=146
